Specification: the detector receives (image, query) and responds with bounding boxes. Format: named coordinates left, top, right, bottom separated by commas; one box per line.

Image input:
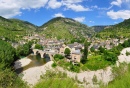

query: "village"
left=12, top=33, right=130, bottom=88
left=10, top=33, right=127, bottom=64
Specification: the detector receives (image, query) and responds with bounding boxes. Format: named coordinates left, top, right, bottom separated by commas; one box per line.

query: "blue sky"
left=0, top=0, right=130, bottom=26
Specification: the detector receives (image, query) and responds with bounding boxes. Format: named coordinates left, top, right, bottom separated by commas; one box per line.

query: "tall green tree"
left=83, top=40, right=89, bottom=59
left=64, top=48, right=71, bottom=56
left=81, top=40, right=89, bottom=64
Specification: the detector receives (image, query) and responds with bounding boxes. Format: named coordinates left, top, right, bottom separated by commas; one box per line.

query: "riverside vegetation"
left=0, top=40, right=29, bottom=88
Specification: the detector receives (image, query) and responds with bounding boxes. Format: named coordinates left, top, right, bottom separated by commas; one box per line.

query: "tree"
left=83, top=40, right=89, bottom=59
left=64, top=48, right=71, bottom=55
left=35, top=44, right=43, bottom=50
left=103, top=51, right=117, bottom=64
left=23, top=43, right=30, bottom=55
left=90, top=47, right=95, bottom=52
left=0, top=40, right=16, bottom=67
left=16, top=42, right=33, bottom=57
left=81, top=40, right=89, bottom=64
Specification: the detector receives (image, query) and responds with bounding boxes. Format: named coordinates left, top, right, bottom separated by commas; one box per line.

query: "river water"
left=15, top=54, right=50, bottom=74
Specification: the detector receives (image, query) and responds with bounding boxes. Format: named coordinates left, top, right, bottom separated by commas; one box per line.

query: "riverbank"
left=21, top=61, right=53, bottom=86
left=14, top=57, right=32, bottom=69
left=15, top=47, right=130, bottom=87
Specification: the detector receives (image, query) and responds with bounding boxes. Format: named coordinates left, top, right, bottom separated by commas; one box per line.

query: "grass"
left=34, top=70, right=81, bottom=88
left=53, top=54, right=111, bottom=72
left=56, top=59, right=80, bottom=73
left=100, top=63, right=130, bottom=88
left=81, top=55, right=111, bottom=71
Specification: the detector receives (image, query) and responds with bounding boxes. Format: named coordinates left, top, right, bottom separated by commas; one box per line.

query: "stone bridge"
left=32, top=49, right=53, bottom=61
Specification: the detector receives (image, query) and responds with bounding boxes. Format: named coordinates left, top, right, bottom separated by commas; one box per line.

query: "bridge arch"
left=32, top=49, right=54, bottom=60
left=32, top=49, right=44, bottom=58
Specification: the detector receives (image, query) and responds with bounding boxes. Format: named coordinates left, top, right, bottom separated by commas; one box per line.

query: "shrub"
left=70, top=65, right=80, bottom=73
left=126, top=51, right=130, bottom=56
left=54, top=54, right=64, bottom=61
left=52, top=62, right=57, bottom=68
left=92, top=75, right=98, bottom=84
left=90, top=47, right=95, bottom=52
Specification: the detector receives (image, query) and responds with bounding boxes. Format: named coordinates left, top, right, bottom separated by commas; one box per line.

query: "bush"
left=103, top=51, right=118, bottom=64
left=90, top=47, right=95, bottom=52
left=81, top=55, right=111, bottom=71
left=92, top=75, right=98, bottom=84
left=52, top=62, right=57, bottom=68
left=54, top=54, right=64, bottom=61
left=126, top=51, right=130, bottom=56
left=70, top=65, right=80, bottom=73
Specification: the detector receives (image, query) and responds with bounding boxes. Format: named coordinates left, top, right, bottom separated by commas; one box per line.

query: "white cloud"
left=62, top=0, right=90, bottom=12
left=0, top=0, right=91, bottom=18
left=107, top=10, right=130, bottom=19
left=62, top=0, right=82, bottom=4
left=91, top=5, right=113, bottom=10
left=47, top=0, right=62, bottom=9
left=111, top=0, right=122, bottom=6
left=53, top=13, right=65, bottom=17
left=0, top=0, right=48, bottom=18
left=73, top=17, right=85, bottom=22
left=65, top=4, right=90, bottom=12
left=89, top=20, right=94, bottom=23
left=111, top=0, right=130, bottom=7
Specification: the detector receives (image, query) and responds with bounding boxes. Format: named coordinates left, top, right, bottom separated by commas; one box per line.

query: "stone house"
left=71, top=50, right=81, bottom=62
left=59, top=43, right=83, bottom=62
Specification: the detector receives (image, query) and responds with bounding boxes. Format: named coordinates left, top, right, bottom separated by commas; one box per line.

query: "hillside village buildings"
left=9, top=33, right=127, bottom=63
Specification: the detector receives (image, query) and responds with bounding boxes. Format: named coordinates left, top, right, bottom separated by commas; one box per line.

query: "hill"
left=91, top=25, right=111, bottom=32
left=0, top=16, right=37, bottom=42
left=96, top=18, right=130, bottom=39
left=38, top=17, right=95, bottom=42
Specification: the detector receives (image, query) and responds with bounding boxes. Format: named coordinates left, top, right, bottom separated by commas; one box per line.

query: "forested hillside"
left=96, top=18, right=130, bottom=38
left=0, top=16, right=37, bottom=42
left=38, top=17, right=95, bottom=42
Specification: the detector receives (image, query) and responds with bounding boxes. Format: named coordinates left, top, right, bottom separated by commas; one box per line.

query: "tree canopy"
left=0, top=40, right=16, bottom=67
left=0, top=40, right=28, bottom=87
left=35, top=44, right=43, bottom=50
left=64, top=48, right=71, bottom=55
left=16, top=42, right=33, bottom=57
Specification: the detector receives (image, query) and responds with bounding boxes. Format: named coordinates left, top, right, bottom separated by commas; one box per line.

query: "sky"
left=0, top=0, right=130, bottom=26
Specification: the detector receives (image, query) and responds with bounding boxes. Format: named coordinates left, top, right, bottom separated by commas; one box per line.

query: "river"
left=15, top=54, right=50, bottom=74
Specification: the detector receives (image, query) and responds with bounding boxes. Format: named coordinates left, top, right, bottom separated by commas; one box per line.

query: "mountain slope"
left=0, top=16, right=37, bottom=42
left=92, top=25, right=111, bottom=32
left=97, top=18, right=130, bottom=38
left=38, top=17, right=95, bottom=41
